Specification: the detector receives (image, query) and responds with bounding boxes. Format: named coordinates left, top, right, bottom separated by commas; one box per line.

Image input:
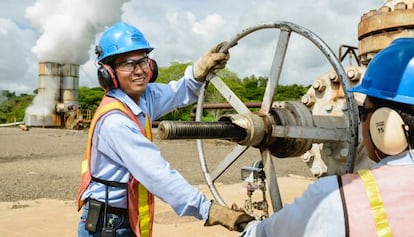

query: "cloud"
left=192, top=14, right=225, bottom=38
left=0, top=18, right=38, bottom=93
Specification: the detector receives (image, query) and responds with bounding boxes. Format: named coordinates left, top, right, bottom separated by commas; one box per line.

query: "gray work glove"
left=193, top=42, right=230, bottom=82
left=205, top=201, right=255, bottom=232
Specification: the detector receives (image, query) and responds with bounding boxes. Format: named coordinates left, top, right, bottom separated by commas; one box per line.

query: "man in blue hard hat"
left=240, top=38, right=414, bottom=236
left=76, top=22, right=253, bottom=237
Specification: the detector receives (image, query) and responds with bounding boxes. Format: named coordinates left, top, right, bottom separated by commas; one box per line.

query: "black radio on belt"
left=85, top=199, right=103, bottom=233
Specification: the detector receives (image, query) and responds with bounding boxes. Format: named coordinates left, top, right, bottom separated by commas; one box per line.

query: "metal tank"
left=58, top=64, right=79, bottom=112
left=24, top=62, right=79, bottom=127
left=24, top=62, right=62, bottom=127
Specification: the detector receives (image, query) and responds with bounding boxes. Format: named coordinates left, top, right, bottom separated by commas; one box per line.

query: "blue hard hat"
left=349, top=38, right=414, bottom=105
left=96, top=22, right=153, bottom=62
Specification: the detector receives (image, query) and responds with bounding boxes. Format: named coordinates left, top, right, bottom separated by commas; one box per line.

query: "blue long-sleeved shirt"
left=242, top=150, right=414, bottom=236
left=81, top=66, right=211, bottom=220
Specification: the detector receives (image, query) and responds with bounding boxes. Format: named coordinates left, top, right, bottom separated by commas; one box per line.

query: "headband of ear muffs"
left=369, top=107, right=409, bottom=155
left=96, top=58, right=159, bottom=90
left=148, top=58, right=158, bottom=83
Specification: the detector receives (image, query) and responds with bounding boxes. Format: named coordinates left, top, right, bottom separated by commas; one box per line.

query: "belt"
left=89, top=198, right=129, bottom=216
left=104, top=204, right=129, bottom=216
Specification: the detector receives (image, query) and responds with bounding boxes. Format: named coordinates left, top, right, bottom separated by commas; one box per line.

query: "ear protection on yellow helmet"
left=369, top=107, right=409, bottom=155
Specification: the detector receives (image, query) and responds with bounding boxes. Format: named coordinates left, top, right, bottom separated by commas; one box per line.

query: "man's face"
left=114, top=50, right=151, bottom=102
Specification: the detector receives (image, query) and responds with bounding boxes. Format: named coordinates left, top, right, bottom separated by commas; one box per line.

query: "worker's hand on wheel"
left=193, top=41, right=230, bottom=82
left=204, top=201, right=255, bottom=232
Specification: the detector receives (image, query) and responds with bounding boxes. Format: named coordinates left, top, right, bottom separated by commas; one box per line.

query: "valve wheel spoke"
left=209, top=75, right=250, bottom=114
left=210, top=144, right=250, bottom=182
left=261, top=148, right=283, bottom=212
left=260, top=28, right=291, bottom=114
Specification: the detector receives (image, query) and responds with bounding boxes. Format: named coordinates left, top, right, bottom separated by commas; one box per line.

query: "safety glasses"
left=115, top=57, right=150, bottom=72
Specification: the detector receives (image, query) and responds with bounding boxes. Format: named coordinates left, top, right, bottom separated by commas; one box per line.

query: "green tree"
left=275, top=84, right=309, bottom=101
left=0, top=91, right=34, bottom=123
left=157, top=62, right=190, bottom=83
left=241, top=75, right=266, bottom=101
left=78, top=86, right=105, bottom=112
left=157, top=62, right=194, bottom=121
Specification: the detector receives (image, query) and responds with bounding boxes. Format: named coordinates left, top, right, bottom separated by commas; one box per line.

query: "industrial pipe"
left=0, top=121, right=24, bottom=127
left=158, top=120, right=247, bottom=140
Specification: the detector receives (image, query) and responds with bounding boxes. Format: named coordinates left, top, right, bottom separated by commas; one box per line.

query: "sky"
left=1, top=0, right=382, bottom=94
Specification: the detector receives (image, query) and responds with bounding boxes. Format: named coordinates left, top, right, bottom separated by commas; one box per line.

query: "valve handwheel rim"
left=195, top=21, right=358, bottom=214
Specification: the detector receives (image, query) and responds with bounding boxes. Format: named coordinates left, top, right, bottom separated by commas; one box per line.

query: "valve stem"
left=158, top=121, right=247, bottom=140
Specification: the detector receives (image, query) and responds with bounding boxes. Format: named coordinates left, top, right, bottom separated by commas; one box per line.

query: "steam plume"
left=26, top=0, right=127, bottom=64
left=24, top=0, right=128, bottom=126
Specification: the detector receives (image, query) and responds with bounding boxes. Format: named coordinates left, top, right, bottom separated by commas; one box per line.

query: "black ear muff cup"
left=97, top=63, right=118, bottom=89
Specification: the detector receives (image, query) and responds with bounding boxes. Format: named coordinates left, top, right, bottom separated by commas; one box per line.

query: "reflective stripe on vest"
left=357, top=169, right=392, bottom=237
left=139, top=183, right=151, bottom=237
left=76, top=96, right=154, bottom=237
left=341, top=165, right=414, bottom=237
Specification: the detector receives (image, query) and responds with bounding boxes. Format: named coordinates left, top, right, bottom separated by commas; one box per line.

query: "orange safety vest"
left=76, top=95, right=154, bottom=237
left=340, top=165, right=414, bottom=237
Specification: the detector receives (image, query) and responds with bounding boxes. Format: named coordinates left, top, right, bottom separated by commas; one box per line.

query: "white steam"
left=23, top=0, right=128, bottom=125
left=25, top=0, right=127, bottom=64
left=24, top=78, right=60, bottom=125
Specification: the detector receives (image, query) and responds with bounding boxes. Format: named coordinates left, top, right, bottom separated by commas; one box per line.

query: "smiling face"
left=114, top=50, right=151, bottom=103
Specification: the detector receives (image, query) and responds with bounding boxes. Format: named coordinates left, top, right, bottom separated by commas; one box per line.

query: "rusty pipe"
left=158, top=121, right=247, bottom=140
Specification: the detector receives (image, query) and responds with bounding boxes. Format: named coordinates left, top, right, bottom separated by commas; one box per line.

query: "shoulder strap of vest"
left=103, top=96, right=151, bottom=138
left=338, top=175, right=350, bottom=237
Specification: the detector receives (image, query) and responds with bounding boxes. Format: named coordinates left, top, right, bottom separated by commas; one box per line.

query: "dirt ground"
left=0, top=126, right=315, bottom=236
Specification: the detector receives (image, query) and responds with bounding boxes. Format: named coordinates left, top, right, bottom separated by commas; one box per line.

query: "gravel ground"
left=0, top=126, right=312, bottom=202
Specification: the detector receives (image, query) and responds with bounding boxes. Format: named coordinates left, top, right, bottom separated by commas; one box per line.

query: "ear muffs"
left=148, top=58, right=158, bottom=83
left=97, top=58, right=158, bottom=89
left=97, top=63, right=118, bottom=90
left=369, top=107, right=408, bottom=155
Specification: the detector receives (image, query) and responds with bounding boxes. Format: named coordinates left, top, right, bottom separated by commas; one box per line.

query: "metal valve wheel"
left=194, top=21, right=359, bottom=213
